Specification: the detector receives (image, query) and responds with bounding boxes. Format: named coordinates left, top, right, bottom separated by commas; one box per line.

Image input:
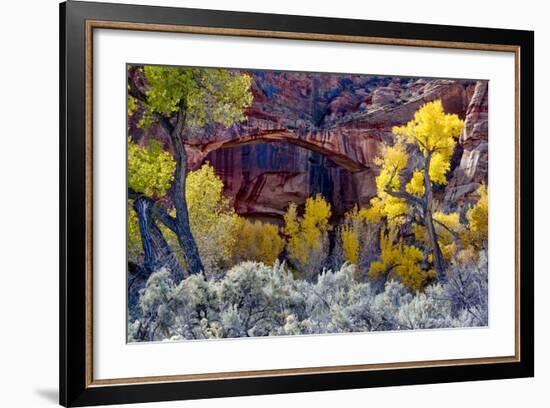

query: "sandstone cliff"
left=202, top=71, right=487, bottom=220
left=130, top=68, right=488, bottom=221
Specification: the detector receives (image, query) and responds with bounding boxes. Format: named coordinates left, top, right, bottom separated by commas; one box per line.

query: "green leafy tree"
left=128, top=137, right=175, bottom=197
left=128, top=65, right=253, bottom=275
left=127, top=137, right=182, bottom=279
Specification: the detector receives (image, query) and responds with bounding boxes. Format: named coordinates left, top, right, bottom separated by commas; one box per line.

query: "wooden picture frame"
left=60, top=1, right=534, bottom=406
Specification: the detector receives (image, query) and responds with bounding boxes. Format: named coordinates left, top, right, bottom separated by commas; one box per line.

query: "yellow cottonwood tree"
left=368, top=229, right=436, bottom=291
left=462, top=184, right=489, bottom=250
left=284, top=194, right=332, bottom=277
left=368, top=100, right=464, bottom=282
left=185, top=162, right=239, bottom=273
left=341, top=226, right=360, bottom=265
left=339, top=206, right=367, bottom=265
left=232, top=218, right=284, bottom=265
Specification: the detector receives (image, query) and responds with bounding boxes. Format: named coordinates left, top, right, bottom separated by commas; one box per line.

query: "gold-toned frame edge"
left=84, top=19, right=522, bottom=388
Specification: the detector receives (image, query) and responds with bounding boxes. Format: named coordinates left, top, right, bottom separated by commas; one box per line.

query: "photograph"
left=46, top=0, right=536, bottom=406
left=126, top=64, right=489, bottom=342
left=0, top=0, right=542, bottom=406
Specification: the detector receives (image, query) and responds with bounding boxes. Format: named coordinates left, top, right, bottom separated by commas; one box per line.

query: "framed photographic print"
left=59, top=0, right=534, bottom=406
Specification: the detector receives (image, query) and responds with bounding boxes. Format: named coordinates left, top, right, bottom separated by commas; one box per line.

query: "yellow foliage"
left=366, top=101, right=466, bottom=283
left=462, top=184, right=489, bottom=249
left=127, top=94, right=138, bottom=117
left=161, top=163, right=284, bottom=273
left=392, top=100, right=464, bottom=160
left=127, top=202, right=142, bottom=262
left=232, top=218, right=284, bottom=265
left=284, top=203, right=307, bottom=266
left=184, top=163, right=239, bottom=272
left=340, top=208, right=364, bottom=265
left=283, top=203, right=300, bottom=237
left=433, top=211, right=461, bottom=231
left=340, top=206, right=383, bottom=276
left=383, top=195, right=409, bottom=225
left=433, top=211, right=462, bottom=253
left=186, top=162, right=230, bottom=230
left=302, top=194, right=332, bottom=248
left=359, top=192, right=409, bottom=226
left=365, top=195, right=408, bottom=227
left=371, top=101, right=463, bottom=230
left=375, top=142, right=408, bottom=192
left=284, top=195, right=332, bottom=273
left=128, top=137, right=176, bottom=198
left=393, top=100, right=463, bottom=187
left=405, top=170, right=425, bottom=196
left=359, top=199, right=383, bottom=223
left=468, top=185, right=488, bottom=233
left=368, top=229, right=434, bottom=290
left=392, top=100, right=463, bottom=188
left=413, top=211, right=462, bottom=262
left=440, top=241, right=457, bottom=262
left=341, top=226, right=360, bottom=264
left=412, top=222, right=427, bottom=243
left=429, top=151, right=452, bottom=185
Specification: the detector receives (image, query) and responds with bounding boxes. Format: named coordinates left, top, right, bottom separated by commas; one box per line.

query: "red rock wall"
left=444, top=81, right=489, bottom=206
left=199, top=72, right=487, bottom=220
left=129, top=67, right=489, bottom=220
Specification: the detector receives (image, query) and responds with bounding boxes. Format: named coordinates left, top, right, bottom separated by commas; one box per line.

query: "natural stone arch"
left=186, top=129, right=381, bottom=174
left=190, top=130, right=380, bottom=221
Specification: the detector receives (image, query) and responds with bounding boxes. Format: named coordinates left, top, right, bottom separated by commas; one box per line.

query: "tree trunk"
left=423, top=152, right=447, bottom=282
left=134, top=197, right=158, bottom=273
left=150, top=219, right=184, bottom=283
left=128, top=78, right=204, bottom=275
left=170, top=109, right=204, bottom=275
left=133, top=196, right=184, bottom=280
left=425, top=209, right=447, bottom=281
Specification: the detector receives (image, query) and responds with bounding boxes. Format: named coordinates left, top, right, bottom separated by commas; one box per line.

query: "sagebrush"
left=128, top=252, right=487, bottom=342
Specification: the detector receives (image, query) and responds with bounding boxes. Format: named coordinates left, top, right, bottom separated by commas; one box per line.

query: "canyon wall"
left=130, top=68, right=488, bottom=220
left=201, top=72, right=487, bottom=220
